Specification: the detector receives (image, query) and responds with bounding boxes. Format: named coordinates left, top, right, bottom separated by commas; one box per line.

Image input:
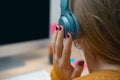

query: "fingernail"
left=56, top=25, right=59, bottom=30
left=78, top=60, right=84, bottom=66
left=66, top=33, right=70, bottom=38
left=59, top=26, right=62, bottom=31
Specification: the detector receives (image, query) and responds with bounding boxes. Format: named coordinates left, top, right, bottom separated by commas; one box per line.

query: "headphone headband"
left=60, top=0, right=69, bottom=15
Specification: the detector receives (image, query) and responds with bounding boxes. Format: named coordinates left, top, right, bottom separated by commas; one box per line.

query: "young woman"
left=50, top=0, right=120, bottom=80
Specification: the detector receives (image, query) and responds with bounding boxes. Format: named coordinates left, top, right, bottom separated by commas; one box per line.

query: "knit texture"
left=50, top=63, right=120, bottom=80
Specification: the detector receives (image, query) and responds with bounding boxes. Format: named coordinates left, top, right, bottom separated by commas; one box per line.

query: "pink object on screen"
left=50, top=23, right=58, bottom=35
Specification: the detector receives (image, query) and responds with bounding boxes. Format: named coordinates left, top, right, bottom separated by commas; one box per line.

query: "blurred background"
left=0, top=0, right=88, bottom=80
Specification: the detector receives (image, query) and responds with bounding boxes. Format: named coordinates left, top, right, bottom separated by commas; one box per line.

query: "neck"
left=95, top=61, right=120, bottom=72
left=84, top=50, right=120, bottom=73
left=87, top=57, right=120, bottom=73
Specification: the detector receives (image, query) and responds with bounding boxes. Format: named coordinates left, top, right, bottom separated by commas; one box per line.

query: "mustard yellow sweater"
left=50, top=64, right=120, bottom=80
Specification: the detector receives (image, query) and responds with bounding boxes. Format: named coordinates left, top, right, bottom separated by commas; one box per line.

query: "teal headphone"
left=58, top=0, right=81, bottom=40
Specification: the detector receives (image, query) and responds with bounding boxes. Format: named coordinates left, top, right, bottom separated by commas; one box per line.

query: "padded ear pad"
left=59, top=0, right=81, bottom=40
left=70, top=13, right=81, bottom=40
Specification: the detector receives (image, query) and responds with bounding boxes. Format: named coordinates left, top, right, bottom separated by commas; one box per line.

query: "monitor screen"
left=0, top=1, right=50, bottom=45
left=0, top=1, right=50, bottom=58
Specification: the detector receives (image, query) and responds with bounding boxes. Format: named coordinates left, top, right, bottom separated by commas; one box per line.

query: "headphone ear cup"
left=59, top=15, right=71, bottom=37
left=59, top=0, right=81, bottom=40
left=59, top=13, right=81, bottom=40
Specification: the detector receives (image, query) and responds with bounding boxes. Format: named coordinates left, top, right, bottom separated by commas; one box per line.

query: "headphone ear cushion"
left=70, top=13, right=81, bottom=39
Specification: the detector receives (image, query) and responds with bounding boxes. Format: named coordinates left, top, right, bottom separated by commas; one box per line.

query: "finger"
left=62, top=33, right=72, bottom=63
left=55, top=26, right=64, bottom=57
left=71, top=60, right=84, bottom=79
left=52, top=25, right=59, bottom=54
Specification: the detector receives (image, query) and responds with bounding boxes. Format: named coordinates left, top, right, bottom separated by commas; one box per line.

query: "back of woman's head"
left=73, top=0, right=120, bottom=64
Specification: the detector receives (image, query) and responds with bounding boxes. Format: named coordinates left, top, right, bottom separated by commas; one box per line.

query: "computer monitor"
left=0, top=1, right=50, bottom=58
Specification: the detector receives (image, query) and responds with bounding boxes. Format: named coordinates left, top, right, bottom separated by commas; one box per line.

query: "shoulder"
left=73, top=70, right=120, bottom=80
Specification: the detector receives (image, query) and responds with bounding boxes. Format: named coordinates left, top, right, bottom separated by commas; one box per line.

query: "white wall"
left=50, top=0, right=60, bottom=24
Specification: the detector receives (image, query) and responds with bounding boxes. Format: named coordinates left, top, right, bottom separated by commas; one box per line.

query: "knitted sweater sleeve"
left=50, top=63, right=71, bottom=80
left=50, top=62, right=120, bottom=80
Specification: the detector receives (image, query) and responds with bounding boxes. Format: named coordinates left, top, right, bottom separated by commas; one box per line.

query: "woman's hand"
left=52, top=25, right=84, bottom=79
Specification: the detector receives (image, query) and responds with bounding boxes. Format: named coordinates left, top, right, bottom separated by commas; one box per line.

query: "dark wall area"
left=0, top=1, right=50, bottom=45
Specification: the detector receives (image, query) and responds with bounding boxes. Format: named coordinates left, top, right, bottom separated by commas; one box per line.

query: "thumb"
left=71, top=60, right=84, bottom=79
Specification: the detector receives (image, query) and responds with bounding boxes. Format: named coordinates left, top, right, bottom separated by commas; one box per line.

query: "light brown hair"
left=72, top=0, right=120, bottom=64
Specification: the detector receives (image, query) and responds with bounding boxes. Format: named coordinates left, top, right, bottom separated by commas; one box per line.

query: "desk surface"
left=0, top=42, right=89, bottom=79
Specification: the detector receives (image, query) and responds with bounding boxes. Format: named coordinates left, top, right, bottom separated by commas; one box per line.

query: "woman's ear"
left=74, top=38, right=83, bottom=49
